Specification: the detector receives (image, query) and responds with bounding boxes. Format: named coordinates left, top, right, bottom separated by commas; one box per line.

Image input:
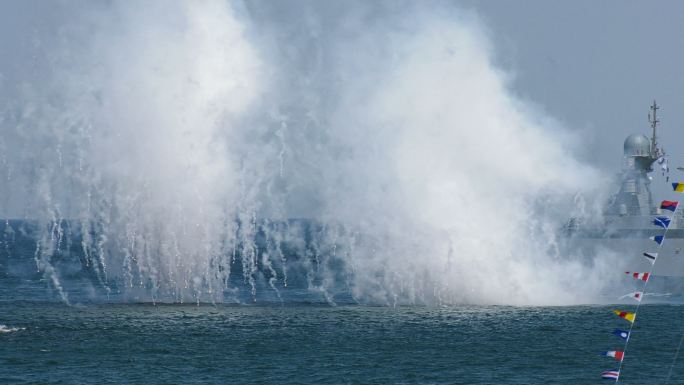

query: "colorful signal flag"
left=643, top=252, right=658, bottom=264
left=612, top=329, right=630, bottom=340
left=625, top=271, right=650, bottom=281
left=673, top=182, right=684, bottom=192
left=653, top=217, right=671, bottom=228
left=621, top=291, right=643, bottom=302
left=613, top=310, right=636, bottom=323
left=650, top=235, right=664, bottom=245
left=601, top=370, right=620, bottom=380
left=661, top=200, right=679, bottom=212
left=601, top=351, right=625, bottom=361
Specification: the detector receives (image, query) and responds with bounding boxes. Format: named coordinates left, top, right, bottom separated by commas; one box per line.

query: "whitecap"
left=0, top=324, right=25, bottom=333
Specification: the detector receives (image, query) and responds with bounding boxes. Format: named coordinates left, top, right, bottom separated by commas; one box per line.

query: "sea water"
left=1, top=223, right=684, bottom=384
left=2, top=293, right=684, bottom=384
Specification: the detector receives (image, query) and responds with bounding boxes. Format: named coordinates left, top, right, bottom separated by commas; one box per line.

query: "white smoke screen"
left=0, top=0, right=615, bottom=305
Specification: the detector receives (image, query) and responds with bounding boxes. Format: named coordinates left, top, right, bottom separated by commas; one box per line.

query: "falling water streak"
left=240, top=211, right=259, bottom=302
left=262, top=251, right=281, bottom=300
left=272, top=222, right=288, bottom=288
left=277, top=121, right=286, bottom=179
left=219, top=211, right=236, bottom=298
left=3, top=221, right=12, bottom=263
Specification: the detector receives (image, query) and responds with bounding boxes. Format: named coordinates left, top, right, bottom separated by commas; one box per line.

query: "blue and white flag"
left=650, top=235, right=665, bottom=245
left=612, top=329, right=630, bottom=341
left=654, top=216, right=671, bottom=228
left=602, top=370, right=620, bottom=380
left=658, top=156, right=670, bottom=175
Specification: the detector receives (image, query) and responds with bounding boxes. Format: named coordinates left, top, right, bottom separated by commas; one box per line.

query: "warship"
left=564, top=101, right=684, bottom=277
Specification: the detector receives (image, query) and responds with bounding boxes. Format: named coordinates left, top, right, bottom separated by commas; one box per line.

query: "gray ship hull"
left=564, top=211, right=684, bottom=277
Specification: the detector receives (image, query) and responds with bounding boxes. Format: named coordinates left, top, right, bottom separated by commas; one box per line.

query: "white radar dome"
left=623, top=134, right=651, bottom=157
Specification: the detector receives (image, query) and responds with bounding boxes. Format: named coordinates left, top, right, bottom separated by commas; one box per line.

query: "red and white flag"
left=602, top=351, right=625, bottom=361
left=625, top=271, right=650, bottom=281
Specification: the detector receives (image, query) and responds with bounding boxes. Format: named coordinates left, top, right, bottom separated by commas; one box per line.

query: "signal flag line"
left=613, top=197, right=680, bottom=383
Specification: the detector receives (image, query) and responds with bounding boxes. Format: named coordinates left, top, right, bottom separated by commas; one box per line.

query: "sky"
left=463, top=0, right=684, bottom=177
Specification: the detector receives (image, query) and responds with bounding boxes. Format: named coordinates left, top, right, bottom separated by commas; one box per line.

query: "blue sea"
left=2, top=294, right=684, bottom=383
left=1, top=225, right=683, bottom=384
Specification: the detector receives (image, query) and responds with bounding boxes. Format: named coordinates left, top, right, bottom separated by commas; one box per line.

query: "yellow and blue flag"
left=673, top=182, right=684, bottom=192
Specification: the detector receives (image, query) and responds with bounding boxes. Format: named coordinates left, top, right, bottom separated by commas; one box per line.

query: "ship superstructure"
left=606, top=101, right=663, bottom=217
left=564, top=102, right=684, bottom=278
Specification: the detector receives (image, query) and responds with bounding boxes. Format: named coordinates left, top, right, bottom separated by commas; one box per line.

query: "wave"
left=0, top=325, right=25, bottom=333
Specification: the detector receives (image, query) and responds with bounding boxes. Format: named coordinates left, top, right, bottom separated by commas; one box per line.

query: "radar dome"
left=623, top=134, right=651, bottom=157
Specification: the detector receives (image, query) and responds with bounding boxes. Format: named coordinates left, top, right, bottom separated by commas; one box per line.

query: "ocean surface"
left=2, top=297, right=684, bottom=384
left=1, top=224, right=684, bottom=384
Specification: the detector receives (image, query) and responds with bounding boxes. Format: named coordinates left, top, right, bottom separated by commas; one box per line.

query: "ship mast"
left=649, top=100, right=661, bottom=159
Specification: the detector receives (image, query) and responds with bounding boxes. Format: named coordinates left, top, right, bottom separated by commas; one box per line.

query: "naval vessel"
left=564, top=101, right=684, bottom=277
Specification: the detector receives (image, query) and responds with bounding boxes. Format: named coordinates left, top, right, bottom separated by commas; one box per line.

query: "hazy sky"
left=463, top=0, right=684, bottom=174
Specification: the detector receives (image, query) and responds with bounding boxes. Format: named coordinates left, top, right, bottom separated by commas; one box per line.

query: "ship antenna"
left=649, top=100, right=660, bottom=158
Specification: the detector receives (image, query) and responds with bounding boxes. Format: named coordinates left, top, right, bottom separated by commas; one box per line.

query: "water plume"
left=1, top=0, right=265, bottom=302
left=0, top=0, right=610, bottom=305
